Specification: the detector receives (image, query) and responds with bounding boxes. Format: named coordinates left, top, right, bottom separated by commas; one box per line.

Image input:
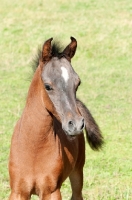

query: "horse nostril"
left=68, top=120, right=76, bottom=132
left=68, top=120, right=74, bottom=126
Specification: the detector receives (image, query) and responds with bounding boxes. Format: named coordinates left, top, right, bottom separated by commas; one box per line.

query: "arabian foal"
left=9, top=37, right=103, bottom=200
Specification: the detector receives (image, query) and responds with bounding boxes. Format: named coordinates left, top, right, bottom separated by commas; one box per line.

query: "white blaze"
left=61, top=67, right=69, bottom=82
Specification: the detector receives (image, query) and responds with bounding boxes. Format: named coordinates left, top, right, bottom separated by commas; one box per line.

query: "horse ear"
left=63, top=36, right=77, bottom=60
left=42, top=38, right=53, bottom=63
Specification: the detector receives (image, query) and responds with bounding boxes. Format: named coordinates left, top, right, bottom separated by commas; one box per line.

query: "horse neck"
left=20, top=66, right=53, bottom=141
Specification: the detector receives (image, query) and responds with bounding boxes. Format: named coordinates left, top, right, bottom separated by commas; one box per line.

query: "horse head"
left=40, top=37, right=85, bottom=137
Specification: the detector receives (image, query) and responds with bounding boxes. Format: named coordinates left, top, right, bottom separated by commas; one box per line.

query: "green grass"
left=0, top=0, right=132, bottom=199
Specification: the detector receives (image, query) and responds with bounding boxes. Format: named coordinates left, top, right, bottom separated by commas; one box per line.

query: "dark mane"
left=51, top=42, right=64, bottom=58
left=31, top=41, right=64, bottom=73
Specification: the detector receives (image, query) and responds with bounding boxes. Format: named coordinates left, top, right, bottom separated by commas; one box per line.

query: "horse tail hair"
left=76, top=99, right=104, bottom=151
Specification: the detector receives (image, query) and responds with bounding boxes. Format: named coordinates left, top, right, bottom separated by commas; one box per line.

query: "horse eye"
left=44, top=84, right=53, bottom=91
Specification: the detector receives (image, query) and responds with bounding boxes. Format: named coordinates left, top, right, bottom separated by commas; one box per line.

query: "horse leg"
left=51, top=189, right=62, bottom=200
left=39, top=188, right=62, bottom=200
left=39, top=189, right=62, bottom=200
left=69, top=169, right=83, bottom=200
left=9, top=192, right=30, bottom=200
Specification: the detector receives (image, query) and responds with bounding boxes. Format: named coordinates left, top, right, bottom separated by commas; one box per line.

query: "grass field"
left=0, top=0, right=132, bottom=199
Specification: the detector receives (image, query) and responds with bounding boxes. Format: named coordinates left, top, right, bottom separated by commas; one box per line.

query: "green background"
left=0, top=0, right=132, bottom=199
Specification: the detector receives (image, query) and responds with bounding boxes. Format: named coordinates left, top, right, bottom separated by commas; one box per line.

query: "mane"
left=31, top=41, right=64, bottom=73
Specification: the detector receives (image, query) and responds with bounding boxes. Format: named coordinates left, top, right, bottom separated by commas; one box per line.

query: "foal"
left=9, top=37, right=103, bottom=200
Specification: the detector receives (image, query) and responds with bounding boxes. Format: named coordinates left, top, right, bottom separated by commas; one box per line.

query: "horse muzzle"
left=62, top=116, right=85, bottom=137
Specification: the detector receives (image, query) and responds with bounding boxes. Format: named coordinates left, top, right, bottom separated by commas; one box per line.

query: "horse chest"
left=33, top=137, right=78, bottom=173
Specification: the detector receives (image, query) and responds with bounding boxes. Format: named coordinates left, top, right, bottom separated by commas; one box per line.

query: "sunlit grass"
left=0, top=0, right=132, bottom=199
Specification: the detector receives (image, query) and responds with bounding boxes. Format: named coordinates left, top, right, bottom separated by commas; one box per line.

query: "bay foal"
left=9, top=37, right=103, bottom=200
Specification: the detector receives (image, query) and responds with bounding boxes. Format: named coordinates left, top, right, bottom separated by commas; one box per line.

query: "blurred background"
left=0, top=0, right=132, bottom=199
